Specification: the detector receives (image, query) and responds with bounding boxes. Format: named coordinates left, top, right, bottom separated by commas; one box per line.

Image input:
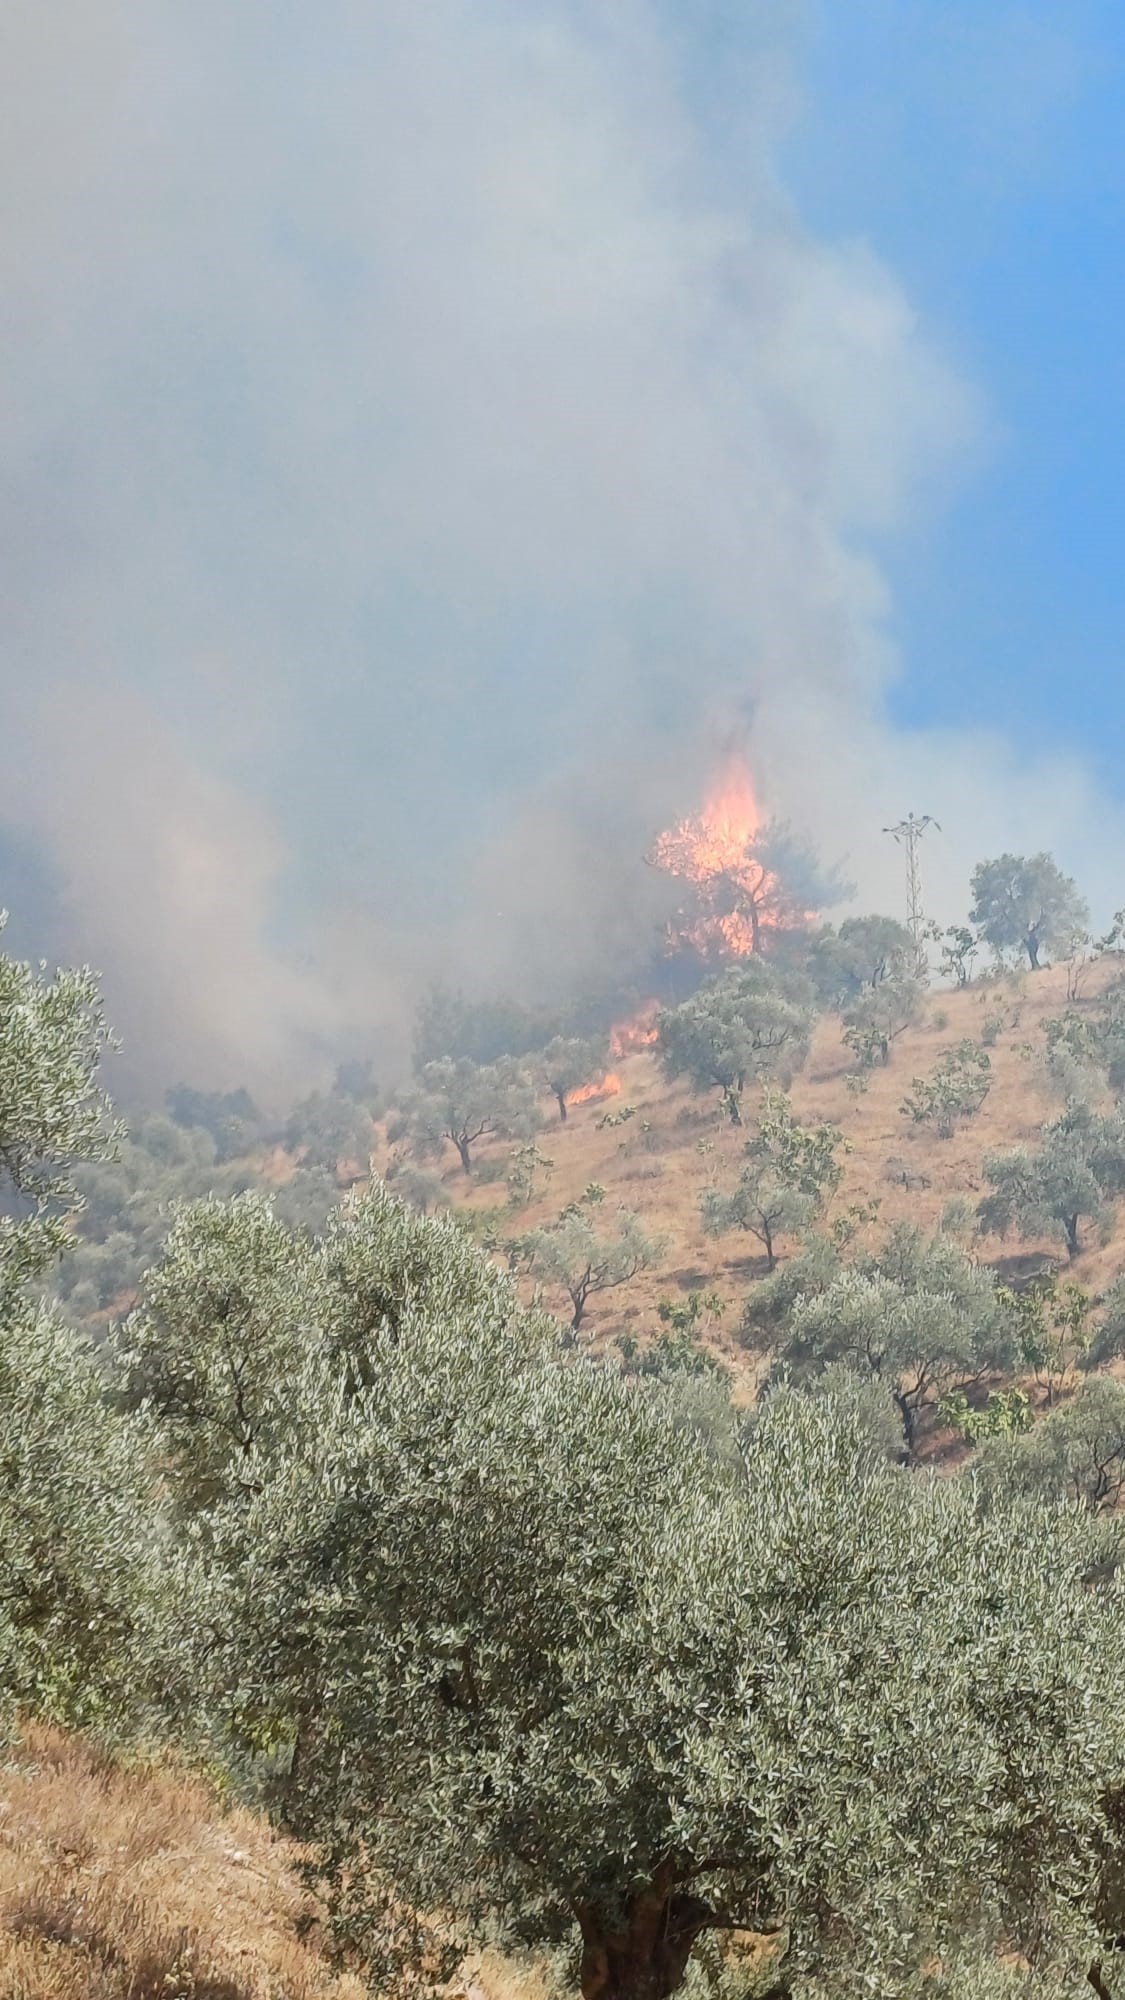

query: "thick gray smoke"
left=1, top=1, right=1122, bottom=1092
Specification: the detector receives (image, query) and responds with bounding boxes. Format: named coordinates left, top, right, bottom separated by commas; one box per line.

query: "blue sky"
left=782, top=0, right=1125, bottom=782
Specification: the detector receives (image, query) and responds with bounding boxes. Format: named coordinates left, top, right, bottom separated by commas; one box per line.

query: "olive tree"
left=0, top=1300, right=176, bottom=1735
left=657, top=969, right=812, bottom=1124
left=970, top=854, right=1089, bottom=971
left=901, top=1041, right=992, bottom=1138
left=771, top=1223, right=1017, bottom=1453
left=396, top=1055, right=540, bottom=1173
left=0, top=916, right=119, bottom=1296
left=541, top=1035, right=612, bottom=1122
left=842, top=968, right=924, bottom=1068
left=524, top=1206, right=663, bottom=1329
left=979, top=1103, right=1125, bottom=1261
left=976, top=1374, right=1125, bottom=1515
left=0, top=924, right=177, bottom=1735
left=816, top=914, right=914, bottom=1005
left=701, top=1093, right=845, bottom=1271
left=185, top=1269, right=1125, bottom=2000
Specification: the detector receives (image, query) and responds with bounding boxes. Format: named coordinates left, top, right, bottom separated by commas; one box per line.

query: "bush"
left=901, top=1041, right=991, bottom=1138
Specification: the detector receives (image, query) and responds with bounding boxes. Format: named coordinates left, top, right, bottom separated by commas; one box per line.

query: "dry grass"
left=0, top=1721, right=367, bottom=2000
left=374, top=962, right=1125, bottom=1382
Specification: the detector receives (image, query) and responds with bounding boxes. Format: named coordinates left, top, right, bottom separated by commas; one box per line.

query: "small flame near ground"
left=609, top=1004, right=660, bottom=1059
left=567, top=1072, right=622, bottom=1107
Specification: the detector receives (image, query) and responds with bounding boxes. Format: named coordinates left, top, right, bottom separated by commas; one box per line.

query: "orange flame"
left=649, top=749, right=781, bottom=960
left=609, top=1004, right=660, bottom=1058
left=567, top=1071, right=622, bottom=1107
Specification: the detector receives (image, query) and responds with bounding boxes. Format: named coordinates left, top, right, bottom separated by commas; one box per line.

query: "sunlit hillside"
left=376, top=961, right=1125, bottom=1378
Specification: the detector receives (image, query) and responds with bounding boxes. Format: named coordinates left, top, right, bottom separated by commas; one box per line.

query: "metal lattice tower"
left=883, top=813, right=940, bottom=976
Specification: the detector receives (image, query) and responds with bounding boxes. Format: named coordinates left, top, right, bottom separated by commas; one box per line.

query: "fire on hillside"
left=567, top=1072, right=622, bottom=1108
left=649, top=747, right=785, bottom=962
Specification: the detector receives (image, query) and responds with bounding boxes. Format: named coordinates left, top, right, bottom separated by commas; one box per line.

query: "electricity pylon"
left=883, top=813, right=940, bottom=978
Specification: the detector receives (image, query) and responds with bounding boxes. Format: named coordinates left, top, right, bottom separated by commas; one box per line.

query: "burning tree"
left=649, top=752, right=848, bottom=965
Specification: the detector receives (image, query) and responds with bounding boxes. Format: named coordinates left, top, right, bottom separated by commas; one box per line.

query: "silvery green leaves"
left=167, top=1188, right=1125, bottom=1998
left=0, top=919, right=119, bottom=1296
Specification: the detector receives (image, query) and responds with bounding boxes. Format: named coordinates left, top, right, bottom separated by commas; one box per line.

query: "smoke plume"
left=1, top=1, right=1121, bottom=1091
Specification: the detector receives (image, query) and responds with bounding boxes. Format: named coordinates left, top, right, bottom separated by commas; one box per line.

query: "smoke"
left=0, top=1, right=1121, bottom=1091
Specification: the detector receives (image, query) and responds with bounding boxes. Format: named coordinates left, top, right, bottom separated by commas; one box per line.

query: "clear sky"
left=781, top=0, right=1125, bottom=782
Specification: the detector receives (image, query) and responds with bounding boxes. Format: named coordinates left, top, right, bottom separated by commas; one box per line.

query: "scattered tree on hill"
left=701, top=1092, right=845, bottom=1270
left=976, top=1373, right=1125, bottom=1515
left=540, top=1034, right=611, bottom=1122
left=979, top=1102, right=1125, bottom=1261
left=822, top=913, right=915, bottom=1003
left=969, top=853, right=1089, bottom=971
left=657, top=818, right=850, bottom=965
left=524, top=1205, right=663, bottom=1330
left=939, top=925, right=980, bottom=988
left=1045, top=993, right=1125, bottom=1105
left=770, top=1223, right=1017, bottom=1454
left=1001, top=1275, right=1091, bottom=1408
left=284, top=1089, right=376, bottom=1180
left=165, top=1084, right=263, bottom=1162
left=841, top=968, right=924, bottom=1068
left=657, top=968, right=813, bottom=1123
left=901, top=1041, right=991, bottom=1138
left=395, top=1055, right=540, bottom=1173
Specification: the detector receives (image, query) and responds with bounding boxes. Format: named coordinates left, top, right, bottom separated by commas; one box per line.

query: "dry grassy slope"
left=375, top=963, right=1125, bottom=1378
left=0, top=1721, right=366, bottom=2000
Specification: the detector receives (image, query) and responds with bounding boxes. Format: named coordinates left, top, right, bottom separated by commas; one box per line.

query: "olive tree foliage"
left=700, top=1093, right=846, bottom=1271
left=0, top=1301, right=178, bottom=1735
left=190, top=1307, right=1125, bottom=2000
left=809, top=914, right=915, bottom=1006
left=50, top=1113, right=272, bottom=1332
left=969, top=854, right=1090, bottom=971
left=541, top=1035, right=612, bottom=1122
left=1044, top=994, right=1125, bottom=1107
left=118, top=1182, right=543, bottom=1513
left=939, top=925, right=980, bottom=988
left=765, top=1223, right=1017, bottom=1454
left=165, top=1082, right=264, bottom=1162
left=0, top=917, right=120, bottom=1297
left=979, top=1103, right=1125, bottom=1261
left=841, top=968, right=925, bottom=1069
left=0, top=927, right=181, bottom=1735
left=975, top=1374, right=1125, bottom=1516
left=657, top=968, right=813, bottom=1124
left=901, top=1041, right=992, bottom=1138
left=523, top=1206, right=664, bottom=1330
left=1084, top=1275, right=1125, bottom=1372
left=394, top=1055, right=540, bottom=1173
left=284, top=1088, right=377, bottom=1179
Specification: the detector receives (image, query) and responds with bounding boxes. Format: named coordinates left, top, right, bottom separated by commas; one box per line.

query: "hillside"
left=375, top=962, right=1125, bottom=1382
left=0, top=1722, right=367, bottom=2000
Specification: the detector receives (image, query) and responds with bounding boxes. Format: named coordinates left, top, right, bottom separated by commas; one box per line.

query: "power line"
left=883, top=813, right=940, bottom=977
